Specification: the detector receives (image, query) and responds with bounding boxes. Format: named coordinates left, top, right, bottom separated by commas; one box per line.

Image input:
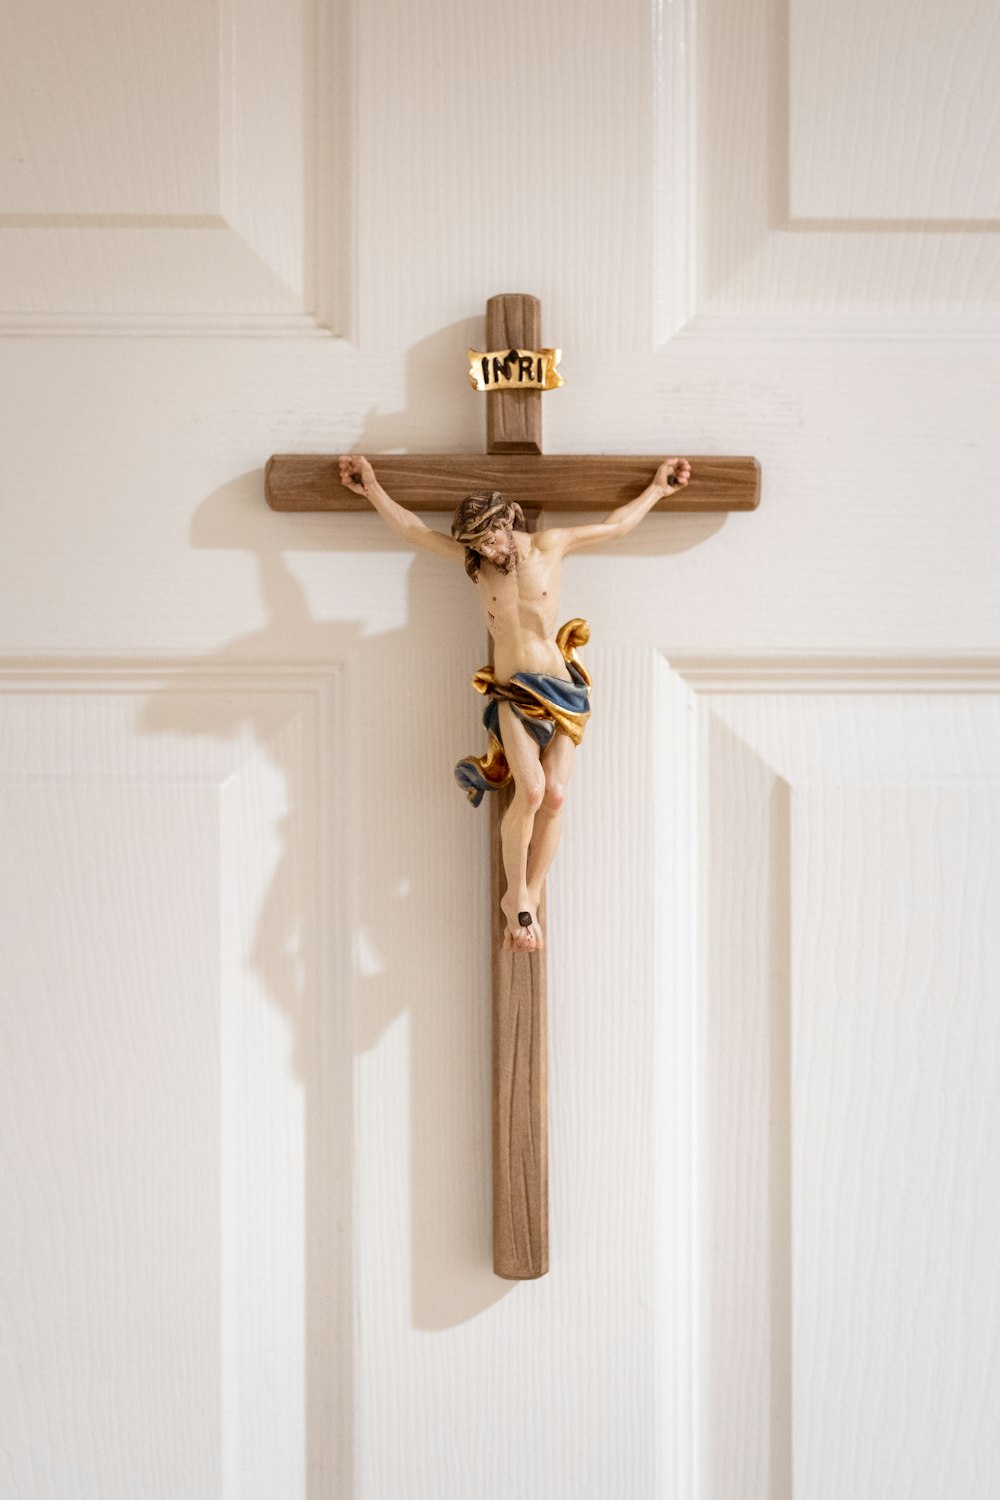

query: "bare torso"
left=337, top=448, right=691, bottom=953
left=475, top=533, right=570, bottom=684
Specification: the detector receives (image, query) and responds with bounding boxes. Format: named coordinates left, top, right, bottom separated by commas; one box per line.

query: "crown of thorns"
left=450, top=492, right=526, bottom=543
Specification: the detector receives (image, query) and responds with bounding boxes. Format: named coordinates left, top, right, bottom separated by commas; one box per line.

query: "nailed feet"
left=501, top=893, right=543, bottom=953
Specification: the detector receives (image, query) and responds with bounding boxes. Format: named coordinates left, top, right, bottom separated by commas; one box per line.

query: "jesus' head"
left=450, top=491, right=527, bottom=581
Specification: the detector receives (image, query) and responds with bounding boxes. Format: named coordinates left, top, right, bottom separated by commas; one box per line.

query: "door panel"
left=699, top=0, right=1000, bottom=326
left=695, top=679, right=1000, bottom=1500
left=2, top=0, right=998, bottom=1495
left=0, top=676, right=347, bottom=1498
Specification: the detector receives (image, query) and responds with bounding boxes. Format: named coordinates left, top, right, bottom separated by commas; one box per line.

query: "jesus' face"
left=476, top=521, right=517, bottom=574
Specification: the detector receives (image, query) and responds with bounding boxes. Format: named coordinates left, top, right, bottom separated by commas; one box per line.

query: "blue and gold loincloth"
left=455, top=619, right=592, bottom=807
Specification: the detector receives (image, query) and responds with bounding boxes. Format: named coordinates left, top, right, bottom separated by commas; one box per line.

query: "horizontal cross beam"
left=265, top=454, right=760, bottom=514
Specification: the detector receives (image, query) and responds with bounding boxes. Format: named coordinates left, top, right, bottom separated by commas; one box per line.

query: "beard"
left=489, top=546, right=517, bottom=576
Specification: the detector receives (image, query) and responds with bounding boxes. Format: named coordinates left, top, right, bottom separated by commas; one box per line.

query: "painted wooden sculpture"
left=266, top=292, right=760, bottom=1279
left=338, top=450, right=691, bottom=953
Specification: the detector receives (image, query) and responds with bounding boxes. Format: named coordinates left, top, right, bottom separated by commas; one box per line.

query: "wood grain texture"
left=0, top=672, right=344, bottom=1499
left=0, top=0, right=345, bottom=330
left=491, top=782, right=548, bottom=1280
left=696, top=685, right=1000, bottom=1500
left=265, top=453, right=761, bottom=512
left=5, top=0, right=1000, bottom=1483
left=354, top=2, right=656, bottom=351
left=699, top=0, right=1000, bottom=325
left=488, top=502, right=548, bottom=1280
left=789, top=0, right=1000, bottom=221
left=485, top=292, right=542, bottom=455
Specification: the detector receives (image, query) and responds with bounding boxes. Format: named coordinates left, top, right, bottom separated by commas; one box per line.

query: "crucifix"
left=266, top=293, right=760, bottom=1280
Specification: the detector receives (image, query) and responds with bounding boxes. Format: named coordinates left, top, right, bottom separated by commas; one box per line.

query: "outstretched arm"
left=339, top=455, right=465, bottom=564
left=538, top=458, right=691, bottom=558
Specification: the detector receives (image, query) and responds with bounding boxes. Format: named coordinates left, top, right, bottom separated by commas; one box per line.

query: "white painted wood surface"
left=693, top=684, right=1000, bottom=1500
left=1, top=0, right=999, bottom=1497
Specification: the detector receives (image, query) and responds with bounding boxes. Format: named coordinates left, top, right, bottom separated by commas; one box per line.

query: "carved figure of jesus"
left=338, top=453, right=691, bottom=952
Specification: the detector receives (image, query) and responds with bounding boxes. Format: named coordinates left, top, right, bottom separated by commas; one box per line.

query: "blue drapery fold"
left=455, top=619, right=593, bottom=808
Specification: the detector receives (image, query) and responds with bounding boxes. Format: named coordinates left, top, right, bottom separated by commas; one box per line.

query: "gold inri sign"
left=467, top=347, right=565, bottom=392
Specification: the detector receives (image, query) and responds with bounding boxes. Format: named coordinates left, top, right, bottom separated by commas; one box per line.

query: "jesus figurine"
left=338, top=453, right=691, bottom=952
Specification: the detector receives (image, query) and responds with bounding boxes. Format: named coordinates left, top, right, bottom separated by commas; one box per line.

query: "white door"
left=2, top=0, right=998, bottom=1496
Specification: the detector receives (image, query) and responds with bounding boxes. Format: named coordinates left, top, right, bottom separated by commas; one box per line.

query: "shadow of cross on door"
left=266, top=291, right=761, bottom=1280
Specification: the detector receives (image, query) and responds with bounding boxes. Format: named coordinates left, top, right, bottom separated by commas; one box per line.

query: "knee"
left=542, top=779, right=566, bottom=814
left=517, top=774, right=546, bottom=811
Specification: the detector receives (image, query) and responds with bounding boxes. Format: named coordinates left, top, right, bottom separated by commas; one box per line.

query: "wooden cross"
left=266, top=293, right=760, bottom=1280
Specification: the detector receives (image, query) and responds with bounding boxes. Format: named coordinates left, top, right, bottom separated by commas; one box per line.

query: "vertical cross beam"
left=264, top=291, right=761, bottom=1283
left=486, top=292, right=543, bottom=456
left=488, top=294, right=548, bottom=1279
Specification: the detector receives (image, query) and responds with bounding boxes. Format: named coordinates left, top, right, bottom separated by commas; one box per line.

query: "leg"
left=526, top=730, right=576, bottom=911
left=497, top=703, right=546, bottom=952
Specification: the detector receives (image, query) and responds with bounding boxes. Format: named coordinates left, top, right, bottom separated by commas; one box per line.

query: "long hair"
left=450, top=492, right=527, bottom=581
